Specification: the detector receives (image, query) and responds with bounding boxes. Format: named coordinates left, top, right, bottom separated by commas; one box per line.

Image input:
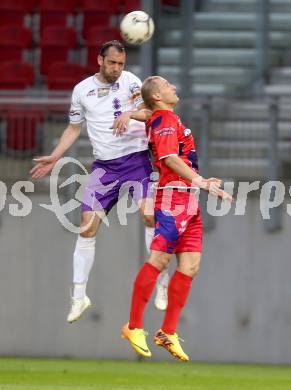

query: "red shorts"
left=150, top=189, right=203, bottom=254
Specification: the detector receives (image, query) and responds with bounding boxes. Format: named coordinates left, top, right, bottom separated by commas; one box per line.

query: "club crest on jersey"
left=111, top=82, right=119, bottom=91
left=98, top=87, right=110, bottom=97
left=86, top=89, right=96, bottom=97
left=184, top=128, right=191, bottom=137
left=112, top=98, right=121, bottom=110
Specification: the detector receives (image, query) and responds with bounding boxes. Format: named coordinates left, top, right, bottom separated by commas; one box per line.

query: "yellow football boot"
left=121, top=323, right=151, bottom=358
left=154, top=330, right=189, bottom=362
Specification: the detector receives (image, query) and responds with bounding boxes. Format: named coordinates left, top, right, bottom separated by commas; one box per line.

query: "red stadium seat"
left=47, top=62, right=88, bottom=90
left=82, top=14, right=111, bottom=40
left=80, top=0, right=119, bottom=39
left=122, top=0, right=141, bottom=14
left=0, top=0, right=38, bottom=26
left=162, top=0, right=180, bottom=6
left=40, top=26, right=77, bottom=75
left=85, top=26, right=121, bottom=67
left=80, top=0, right=119, bottom=14
left=0, top=0, right=26, bottom=27
left=4, top=109, right=44, bottom=154
left=40, top=0, right=77, bottom=12
left=26, top=0, right=40, bottom=13
left=0, top=62, right=35, bottom=90
left=0, top=25, right=33, bottom=62
left=40, top=0, right=78, bottom=32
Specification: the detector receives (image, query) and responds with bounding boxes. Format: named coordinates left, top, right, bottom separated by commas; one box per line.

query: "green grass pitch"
left=1, top=358, right=291, bottom=390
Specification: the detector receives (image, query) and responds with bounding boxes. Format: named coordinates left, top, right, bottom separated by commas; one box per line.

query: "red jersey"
left=146, top=109, right=199, bottom=189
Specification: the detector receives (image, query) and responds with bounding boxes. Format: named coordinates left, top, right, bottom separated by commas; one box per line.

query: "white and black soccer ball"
left=120, top=11, right=155, bottom=45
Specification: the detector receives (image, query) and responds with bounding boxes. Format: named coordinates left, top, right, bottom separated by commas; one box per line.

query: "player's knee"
left=188, top=259, right=201, bottom=277
left=160, top=256, right=170, bottom=269
left=80, top=229, right=96, bottom=238
left=148, top=251, right=171, bottom=271
left=80, top=212, right=101, bottom=237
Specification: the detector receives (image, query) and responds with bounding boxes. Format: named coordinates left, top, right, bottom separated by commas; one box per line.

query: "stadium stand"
left=121, top=0, right=291, bottom=180
left=3, top=109, right=44, bottom=155
left=40, top=26, right=77, bottom=75
left=85, top=26, right=121, bottom=71
left=162, top=0, right=180, bottom=6
left=158, top=0, right=291, bottom=94
left=0, top=0, right=28, bottom=26
left=39, top=0, right=78, bottom=32
left=122, top=0, right=141, bottom=14
left=0, top=25, right=33, bottom=63
left=47, top=62, right=87, bottom=90
left=80, top=0, right=119, bottom=39
left=0, top=62, right=35, bottom=90
left=0, top=0, right=290, bottom=181
left=190, top=0, right=291, bottom=178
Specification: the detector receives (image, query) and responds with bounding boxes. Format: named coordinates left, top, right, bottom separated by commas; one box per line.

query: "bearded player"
left=30, top=41, right=170, bottom=323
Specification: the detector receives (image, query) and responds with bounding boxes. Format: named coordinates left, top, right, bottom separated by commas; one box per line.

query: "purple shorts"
left=81, top=150, right=153, bottom=213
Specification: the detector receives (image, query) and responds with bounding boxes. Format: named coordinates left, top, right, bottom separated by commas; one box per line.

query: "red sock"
left=161, top=270, right=193, bottom=334
left=129, top=262, right=160, bottom=329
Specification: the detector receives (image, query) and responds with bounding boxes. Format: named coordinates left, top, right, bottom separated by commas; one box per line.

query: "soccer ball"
left=120, top=11, right=155, bottom=45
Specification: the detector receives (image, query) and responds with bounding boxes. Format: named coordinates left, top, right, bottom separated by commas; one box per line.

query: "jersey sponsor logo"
left=112, top=97, right=121, bottom=110
left=111, top=82, right=119, bottom=91
left=184, top=128, right=191, bottom=137
left=154, top=126, right=176, bottom=136
left=98, top=87, right=110, bottom=97
left=69, top=110, right=80, bottom=117
left=86, top=89, right=96, bottom=97
left=129, top=82, right=140, bottom=95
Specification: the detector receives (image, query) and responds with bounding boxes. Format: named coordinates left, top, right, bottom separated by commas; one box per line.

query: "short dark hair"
left=99, top=40, right=125, bottom=57
left=141, top=76, right=161, bottom=109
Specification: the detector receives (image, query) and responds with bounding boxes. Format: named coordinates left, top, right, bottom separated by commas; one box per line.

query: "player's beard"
left=101, top=68, right=120, bottom=84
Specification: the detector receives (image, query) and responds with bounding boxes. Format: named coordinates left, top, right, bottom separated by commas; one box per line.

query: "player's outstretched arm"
left=30, top=123, right=82, bottom=180
left=164, top=155, right=234, bottom=202
left=113, top=107, right=152, bottom=135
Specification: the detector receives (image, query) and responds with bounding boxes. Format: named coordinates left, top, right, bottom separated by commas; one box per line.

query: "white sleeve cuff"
left=159, top=153, right=178, bottom=160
